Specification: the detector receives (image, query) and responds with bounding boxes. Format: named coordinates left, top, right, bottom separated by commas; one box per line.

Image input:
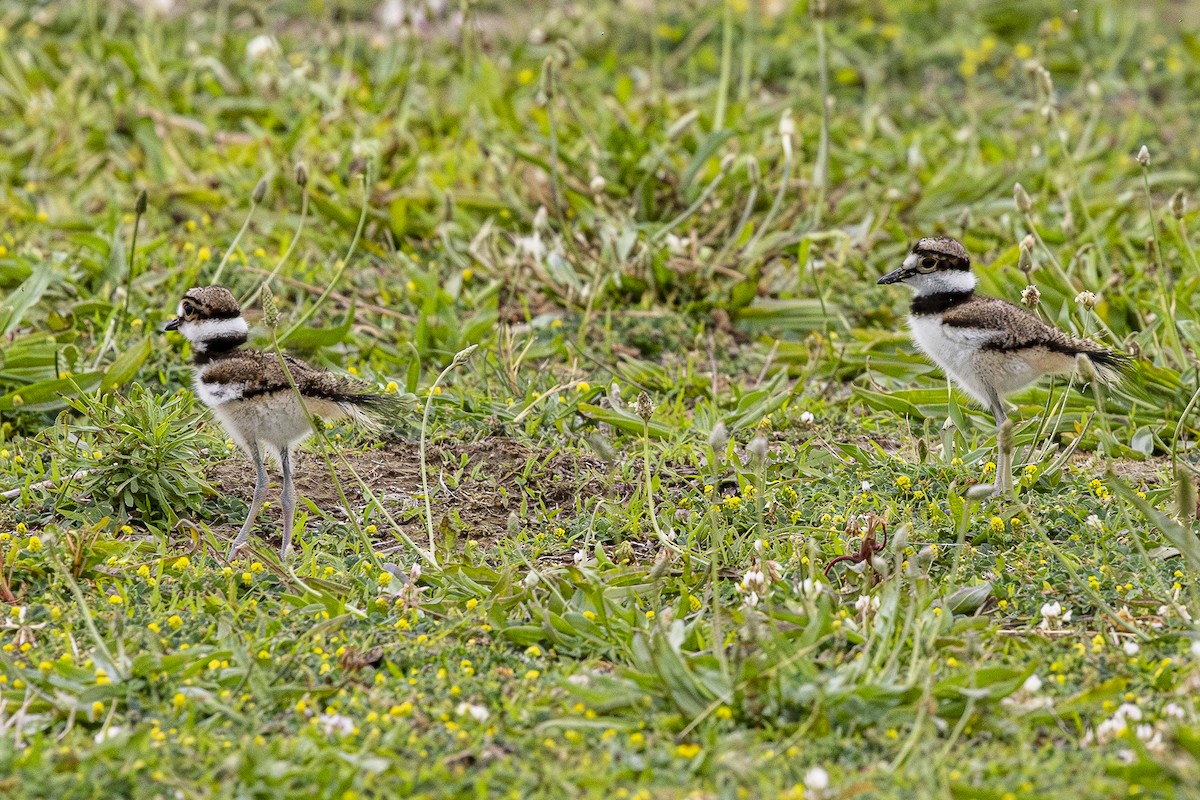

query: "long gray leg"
left=279, top=447, right=296, bottom=560
left=989, top=394, right=1013, bottom=497
left=229, top=442, right=268, bottom=559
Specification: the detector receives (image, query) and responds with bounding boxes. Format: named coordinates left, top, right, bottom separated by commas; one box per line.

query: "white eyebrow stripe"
left=902, top=252, right=919, bottom=269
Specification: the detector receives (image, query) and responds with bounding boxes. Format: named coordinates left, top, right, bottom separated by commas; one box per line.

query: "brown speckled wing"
left=201, top=350, right=370, bottom=402
left=942, top=297, right=1104, bottom=356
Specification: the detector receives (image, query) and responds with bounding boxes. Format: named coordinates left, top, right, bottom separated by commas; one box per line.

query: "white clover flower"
left=1086, top=514, right=1103, bottom=530
left=1135, top=724, right=1162, bottom=751
left=378, top=0, right=405, bottom=28
left=516, top=234, right=547, bottom=261
left=1039, top=601, right=1071, bottom=630
left=861, top=480, right=872, bottom=491
left=94, top=726, right=126, bottom=744
left=317, top=713, right=355, bottom=737
left=246, top=34, right=280, bottom=62
left=741, top=568, right=767, bottom=596
left=1123, top=640, right=1140, bottom=656
left=799, top=578, right=823, bottom=601
left=799, top=410, right=815, bottom=425
left=455, top=702, right=490, bottom=723
left=1164, top=703, right=1185, bottom=719
left=665, top=233, right=691, bottom=256
left=854, top=595, right=880, bottom=615
left=804, top=766, right=830, bottom=791
left=138, top=0, right=174, bottom=14
left=1023, top=674, right=1043, bottom=693
left=1115, top=703, right=1143, bottom=723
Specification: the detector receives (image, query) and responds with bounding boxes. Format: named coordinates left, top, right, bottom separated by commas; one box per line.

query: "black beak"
left=877, top=267, right=908, bottom=286
left=162, top=318, right=182, bottom=332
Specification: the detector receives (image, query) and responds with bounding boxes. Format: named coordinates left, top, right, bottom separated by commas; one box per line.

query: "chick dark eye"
left=181, top=301, right=195, bottom=317
left=919, top=256, right=938, bottom=271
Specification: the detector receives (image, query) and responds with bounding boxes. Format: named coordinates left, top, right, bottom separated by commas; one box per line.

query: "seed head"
left=450, top=344, right=478, bottom=368
left=1174, top=462, right=1197, bottom=523
left=135, top=188, right=148, bottom=215
left=779, top=111, right=795, bottom=160
left=1021, top=285, right=1041, bottom=307
left=956, top=206, right=971, bottom=230
left=1018, top=240, right=1034, bottom=273
left=261, top=284, right=279, bottom=330
left=635, top=392, right=654, bottom=422
left=536, top=55, right=554, bottom=106
left=998, top=419, right=1015, bottom=458
left=746, top=155, right=761, bottom=184
left=1170, top=189, right=1187, bottom=220
left=295, top=162, right=309, bottom=189
left=252, top=177, right=268, bottom=205
left=747, top=435, right=769, bottom=466
left=1013, top=182, right=1033, bottom=214
left=589, top=174, right=606, bottom=194
left=1136, top=145, right=1150, bottom=167
left=1074, top=290, right=1098, bottom=310
left=708, top=422, right=729, bottom=453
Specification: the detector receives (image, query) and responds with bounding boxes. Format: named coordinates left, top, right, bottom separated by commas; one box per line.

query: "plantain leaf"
left=0, top=264, right=53, bottom=336
left=100, top=337, right=151, bottom=391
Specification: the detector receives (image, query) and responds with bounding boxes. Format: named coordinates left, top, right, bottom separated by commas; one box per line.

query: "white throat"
left=179, top=316, right=249, bottom=352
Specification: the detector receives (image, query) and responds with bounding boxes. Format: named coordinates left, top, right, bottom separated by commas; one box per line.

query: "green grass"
left=2, top=0, right=1200, bottom=797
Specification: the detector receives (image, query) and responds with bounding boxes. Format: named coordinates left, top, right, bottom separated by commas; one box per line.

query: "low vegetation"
left=2, top=1, right=1200, bottom=797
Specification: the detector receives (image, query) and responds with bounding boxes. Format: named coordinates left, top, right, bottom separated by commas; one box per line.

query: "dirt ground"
left=207, top=437, right=621, bottom=551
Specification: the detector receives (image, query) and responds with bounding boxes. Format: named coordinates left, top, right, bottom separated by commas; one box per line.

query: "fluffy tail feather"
left=1075, top=344, right=1133, bottom=385
left=338, top=390, right=419, bottom=434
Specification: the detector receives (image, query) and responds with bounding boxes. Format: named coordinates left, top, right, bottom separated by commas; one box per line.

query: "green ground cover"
left=2, top=1, right=1200, bottom=797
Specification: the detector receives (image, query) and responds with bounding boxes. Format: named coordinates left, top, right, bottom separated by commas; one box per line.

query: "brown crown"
left=181, top=286, right=242, bottom=319
left=913, top=236, right=970, bottom=265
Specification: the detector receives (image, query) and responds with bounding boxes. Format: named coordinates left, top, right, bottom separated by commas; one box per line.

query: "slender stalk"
left=420, top=346, right=478, bottom=559
left=713, top=2, right=733, bottom=131
left=243, top=188, right=309, bottom=307
left=811, top=10, right=830, bottom=229
left=280, top=170, right=370, bottom=341
left=651, top=156, right=735, bottom=243
left=1176, top=213, right=1200, bottom=274
left=737, top=0, right=753, bottom=103
left=743, top=135, right=794, bottom=258
left=1140, top=165, right=1165, bottom=278
left=120, top=189, right=147, bottom=327
left=641, top=415, right=683, bottom=557
left=210, top=178, right=267, bottom=286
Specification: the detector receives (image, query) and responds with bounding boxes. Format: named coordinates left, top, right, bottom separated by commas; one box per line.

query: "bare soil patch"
left=208, top=437, right=618, bottom=550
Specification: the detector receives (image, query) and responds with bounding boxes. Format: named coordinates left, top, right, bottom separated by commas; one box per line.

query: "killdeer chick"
left=877, top=237, right=1130, bottom=494
left=165, top=286, right=412, bottom=559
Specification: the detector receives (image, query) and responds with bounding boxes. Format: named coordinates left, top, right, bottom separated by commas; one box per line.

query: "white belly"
left=195, top=373, right=320, bottom=464
left=908, top=315, right=999, bottom=407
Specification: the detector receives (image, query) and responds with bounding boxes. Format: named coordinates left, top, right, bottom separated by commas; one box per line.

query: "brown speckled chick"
left=165, top=286, right=413, bottom=559
left=877, top=237, right=1130, bottom=494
